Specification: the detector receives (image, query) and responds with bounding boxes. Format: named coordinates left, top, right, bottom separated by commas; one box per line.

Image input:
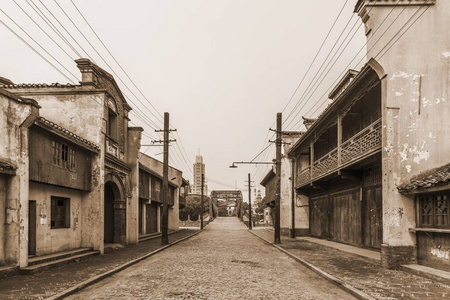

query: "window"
left=107, top=108, right=118, bottom=140
left=419, top=193, right=449, bottom=228
left=53, top=141, right=60, bottom=165
left=52, top=141, right=75, bottom=171
left=51, top=196, right=70, bottom=228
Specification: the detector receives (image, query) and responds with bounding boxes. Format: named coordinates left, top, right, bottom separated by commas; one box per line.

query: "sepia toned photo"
left=0, top=1, right=449, bottom=299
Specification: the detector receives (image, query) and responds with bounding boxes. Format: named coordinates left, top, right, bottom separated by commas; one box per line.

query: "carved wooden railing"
left=296, top=167, right=311, bottom=187
left=295, top=118, right=382, bottom=188
left=341, top=118, right=381, bottom=165
left=313, top=148, right=338, bottom=179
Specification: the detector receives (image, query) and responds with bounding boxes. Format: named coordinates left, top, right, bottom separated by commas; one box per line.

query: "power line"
left=280, top=0, right=350, bottom=117
left=68, top=0, right=165, bottom=124
left=12, top=0, right=74, bottom=61
left=286, top=0, right=407, bottom=130
left=0, top=9, right=78, bottom=82
left=24, top=0, right=81, bottom=57
left=0, top=16, right=76, bottom=83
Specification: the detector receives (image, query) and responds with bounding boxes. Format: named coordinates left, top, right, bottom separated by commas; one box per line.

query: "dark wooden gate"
left=309, top=195, right=329, bottom=238
left=28, top=201, right=36, bottom=256
left=146, top=203, right=158, bottom=233
left=329, top=188, right=361, bottom=246
left=363, top=186, right=382, bottom=249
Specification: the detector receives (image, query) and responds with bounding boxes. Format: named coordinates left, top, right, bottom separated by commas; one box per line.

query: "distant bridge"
left=210, top=190, right=243, bottom=218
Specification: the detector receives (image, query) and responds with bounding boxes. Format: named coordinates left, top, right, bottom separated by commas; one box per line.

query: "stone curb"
left=46, top=230, right=202, bottom=300
left=248, top=230, right=376, bottom=300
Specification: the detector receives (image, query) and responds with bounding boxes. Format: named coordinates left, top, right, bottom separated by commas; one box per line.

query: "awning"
left=398, top=163, right=450, bottom=194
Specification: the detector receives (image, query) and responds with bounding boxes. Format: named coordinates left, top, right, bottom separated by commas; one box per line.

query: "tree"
left=180, top=194, right=209, bottom=221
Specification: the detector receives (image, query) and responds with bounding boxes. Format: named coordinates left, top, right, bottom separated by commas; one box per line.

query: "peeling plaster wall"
left=126, top=129, right=142, bottom=244
left=0, top=92, right=34, bottom=267
left=4, top=89, right=106, bottom=255
left=3, top=91, right=105, bottom=146
left=28, top=182, right=83, bottom=256
left=80, top=151, right=103, bottom=253
left=361, top=2, right=450, bottom=247
left=280, top=156, right=291, bottom=231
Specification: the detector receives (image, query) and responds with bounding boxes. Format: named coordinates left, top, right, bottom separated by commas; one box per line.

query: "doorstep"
left=20, top=248, right=100, bottom=275
left=401, top=264, right=450, bottom=283
left=296, top=237, right=380, bottom=262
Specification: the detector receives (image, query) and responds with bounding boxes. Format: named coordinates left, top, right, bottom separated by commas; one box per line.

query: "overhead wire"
left=289, top=0, right=420, bottom=130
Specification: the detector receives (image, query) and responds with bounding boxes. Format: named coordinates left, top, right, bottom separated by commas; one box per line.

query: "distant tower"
left=192, top=155, right=207, bottom=195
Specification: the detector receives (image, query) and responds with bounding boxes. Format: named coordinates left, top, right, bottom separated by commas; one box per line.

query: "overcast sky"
left=0, top=0, right=366, bottom=201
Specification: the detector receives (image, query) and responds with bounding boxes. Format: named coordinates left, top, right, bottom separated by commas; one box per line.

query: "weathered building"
left=260, top=169, right=275, bottom=225
left=0, top=86, right=39, bottom=268
left=1, top=59, right=143, bottom=268
left=288, top=0, right=450, bottom=270
left=28, top=117, right=100, bottom=257
left=138, top=152, right=182, bottom=236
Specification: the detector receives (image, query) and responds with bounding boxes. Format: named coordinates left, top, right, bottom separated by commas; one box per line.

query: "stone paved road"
left=67, top=217, right=356, bottom=300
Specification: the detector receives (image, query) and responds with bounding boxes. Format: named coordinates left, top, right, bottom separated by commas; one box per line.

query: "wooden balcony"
left=341, top=119, right=381, bottom=166
left=295, top=118, right=381, bottom=188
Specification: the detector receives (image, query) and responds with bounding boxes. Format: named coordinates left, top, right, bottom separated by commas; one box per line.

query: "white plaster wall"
left=280, top=156, right=291, bottom=230
left=29, top=182, right=83, bottom=256
left=360, top=2, right=450, bottom=247
left=11, top=92, right=105, bottom=146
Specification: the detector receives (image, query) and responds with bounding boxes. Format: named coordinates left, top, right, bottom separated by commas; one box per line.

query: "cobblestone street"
left=67, top=217, right=356, bottom=300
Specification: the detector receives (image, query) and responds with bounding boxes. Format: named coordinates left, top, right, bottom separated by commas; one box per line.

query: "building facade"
left=288, top=0, right=450, bottom=270
left=138, top=153, right=182, bottom=236
left=0, top=59, right=149, bottom=269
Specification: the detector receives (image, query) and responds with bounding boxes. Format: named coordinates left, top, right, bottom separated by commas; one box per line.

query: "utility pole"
left=246, top=173, right=254, bottom=230
left=274, top=112, right=282, bottom=244
left=155, top=112, right=176, bottom=245
left=161, top=112, right=170, bottom=245
left=200, top=173, right=204, bottom=230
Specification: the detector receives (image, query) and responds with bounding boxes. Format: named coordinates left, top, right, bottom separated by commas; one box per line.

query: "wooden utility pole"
left=247, top=173, right=252, bottom=230
left=274, top=112, right=282, bottom=244
left=161, top=112, right=170, bottom=245
left=200, top=173, right=204, bottom=230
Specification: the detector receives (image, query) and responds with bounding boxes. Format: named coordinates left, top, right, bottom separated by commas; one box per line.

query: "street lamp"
left=229, top=161, right=273, bottom=231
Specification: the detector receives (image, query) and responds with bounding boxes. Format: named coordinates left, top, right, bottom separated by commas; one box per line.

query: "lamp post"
left=229, top=161, right=272, bottom=230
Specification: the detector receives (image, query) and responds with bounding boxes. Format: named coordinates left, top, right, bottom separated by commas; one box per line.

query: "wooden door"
left=363, top=186, right=382, bottom=249
left=329, top=189, right=361, bottom=246
left=146, top=203, right=157, bottom=233
left=139, top=199, right=143, bottom=235
left=28, top=201, right=36, bottom=256
left=309, top=195, right=329, bottom=238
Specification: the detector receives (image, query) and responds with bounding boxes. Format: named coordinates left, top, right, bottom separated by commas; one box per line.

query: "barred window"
left=419, top=193, right=449, bottom=228
left=52, top=141, right=75, bottom=171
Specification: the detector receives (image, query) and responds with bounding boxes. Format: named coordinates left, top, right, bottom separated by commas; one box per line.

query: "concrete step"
left=20, top=250, right=100, bottom=275
left=28, top=247, right=93, bottom=266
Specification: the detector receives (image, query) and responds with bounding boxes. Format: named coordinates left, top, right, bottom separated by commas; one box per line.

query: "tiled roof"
left=36, top=117, right=100, bottom=152
left=0, top=83, right=76, bottom=89
left=398, top=163, right=450, bottom=193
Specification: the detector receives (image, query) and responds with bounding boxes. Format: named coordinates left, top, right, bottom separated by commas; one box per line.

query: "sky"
left=0, top=0, right=367, bottom=201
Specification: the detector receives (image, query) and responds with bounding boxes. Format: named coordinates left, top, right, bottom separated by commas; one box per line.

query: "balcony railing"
left=295, top=118, right=381, bottom=188
left=341, top=119, right=381, bottom=165
left=313, top=148, right=338, bottom=179
left=296, top=167, right=311, bottom=185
